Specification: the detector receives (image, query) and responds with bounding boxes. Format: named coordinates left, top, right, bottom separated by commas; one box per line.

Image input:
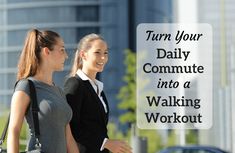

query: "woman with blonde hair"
left=64, top=33, right=132, bottom=153
left=7, top=29, right=79, bottom=153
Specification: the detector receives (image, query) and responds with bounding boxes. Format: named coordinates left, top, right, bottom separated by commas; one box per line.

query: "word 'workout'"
left=137, top=24, right=212, bottom=129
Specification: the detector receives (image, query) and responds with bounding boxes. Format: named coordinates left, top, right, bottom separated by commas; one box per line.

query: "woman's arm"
left=66, top=124, right=80, bottom=153
left=7, top=91, right=30, bottom=153
left=64, top=77, right=82, bottom=140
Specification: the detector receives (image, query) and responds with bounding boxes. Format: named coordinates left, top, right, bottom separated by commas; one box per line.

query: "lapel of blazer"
left=80, top=77, right=108, bottom=125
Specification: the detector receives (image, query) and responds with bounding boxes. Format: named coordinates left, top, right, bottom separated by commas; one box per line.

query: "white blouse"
left=76, top=69, right=108, bottom=113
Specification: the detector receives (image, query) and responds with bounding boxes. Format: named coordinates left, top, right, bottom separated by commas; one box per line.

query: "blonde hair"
left=17, top=29, right=60, bottom=81
left=70, top=33, right=105, bottom=76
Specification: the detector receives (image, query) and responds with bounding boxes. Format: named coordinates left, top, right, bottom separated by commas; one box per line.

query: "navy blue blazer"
left=64, top=75, right=110, bottom=153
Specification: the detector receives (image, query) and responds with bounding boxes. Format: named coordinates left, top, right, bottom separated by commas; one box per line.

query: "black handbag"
left=0, top=79, right=43, bottom=153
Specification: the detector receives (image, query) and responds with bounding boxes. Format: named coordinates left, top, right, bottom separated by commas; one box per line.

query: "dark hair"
left=17, top=29, right=60, bottom=80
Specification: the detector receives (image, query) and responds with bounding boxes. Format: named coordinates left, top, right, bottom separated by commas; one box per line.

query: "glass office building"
left=0, top=0, right=130, bottom=118
left=0, top=0, right=100, bottom=105
left=0, top=0, right=172, bottom=121
left=197, top=0, right=235, bottom=152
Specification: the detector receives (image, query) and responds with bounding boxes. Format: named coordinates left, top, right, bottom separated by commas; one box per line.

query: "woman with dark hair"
left=7, top=29, right=79, bottom=153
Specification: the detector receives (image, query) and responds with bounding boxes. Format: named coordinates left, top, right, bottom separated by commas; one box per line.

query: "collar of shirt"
left=76, top=69, right=104, bottom=94
left=76, top=69, right=108, bottom=113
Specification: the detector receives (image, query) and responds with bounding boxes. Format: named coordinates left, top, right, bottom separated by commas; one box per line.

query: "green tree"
left=115, top=50, right=198, bottom=153
left=117, top=49, right=136, bottom=125
left=117, top=50, right=164, bottom=153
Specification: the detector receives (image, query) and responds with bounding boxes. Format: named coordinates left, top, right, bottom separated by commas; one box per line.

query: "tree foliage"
left=117, top=49, right=136, bottom=124
left=115, top=50, right=198, bottom=153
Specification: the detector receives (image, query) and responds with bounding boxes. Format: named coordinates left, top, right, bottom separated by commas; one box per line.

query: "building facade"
left=197, top=0, right=235, bottom=152
left=0, top=0, right=99, bottom=108
left=0, top=0, right=129, bottom=117
left=0, top=0, right=173, bottom=121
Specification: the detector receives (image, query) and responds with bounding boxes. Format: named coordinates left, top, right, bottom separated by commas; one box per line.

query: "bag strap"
left=28, top=80, right=40, bottom=137
left=0, top=79, right=41, bottom=148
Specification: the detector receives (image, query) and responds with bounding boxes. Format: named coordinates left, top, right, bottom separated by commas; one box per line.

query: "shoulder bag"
left=0, top=79, right=44, bottom=153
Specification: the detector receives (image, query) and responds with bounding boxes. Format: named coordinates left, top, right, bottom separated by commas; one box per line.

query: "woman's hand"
left=104, top=139, right=132, bottom=153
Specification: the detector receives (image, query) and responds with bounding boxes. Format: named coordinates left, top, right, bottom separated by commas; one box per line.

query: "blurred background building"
left=0, top=0, right=235, bottom=152
left=0, top=0, right=130, bottom=119
left=175, top=0, right=235, bottom=152
left=196, top=0, right=235, bottom=152
left=0, top=0, right=172, bottom=122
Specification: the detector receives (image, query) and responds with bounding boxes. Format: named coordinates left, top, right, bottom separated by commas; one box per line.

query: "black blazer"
left=64, top=75, right=110, bottom=153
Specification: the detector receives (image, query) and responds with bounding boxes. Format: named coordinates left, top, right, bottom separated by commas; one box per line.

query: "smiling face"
left=81, top=39, right=108, bottom=74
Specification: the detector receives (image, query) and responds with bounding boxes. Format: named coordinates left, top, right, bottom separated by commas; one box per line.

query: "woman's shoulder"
left=64, top=76, right=84, bottom=93
left=65, top=76, right=81, bottom=85
left=14, top=79, right=30, bottom=95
